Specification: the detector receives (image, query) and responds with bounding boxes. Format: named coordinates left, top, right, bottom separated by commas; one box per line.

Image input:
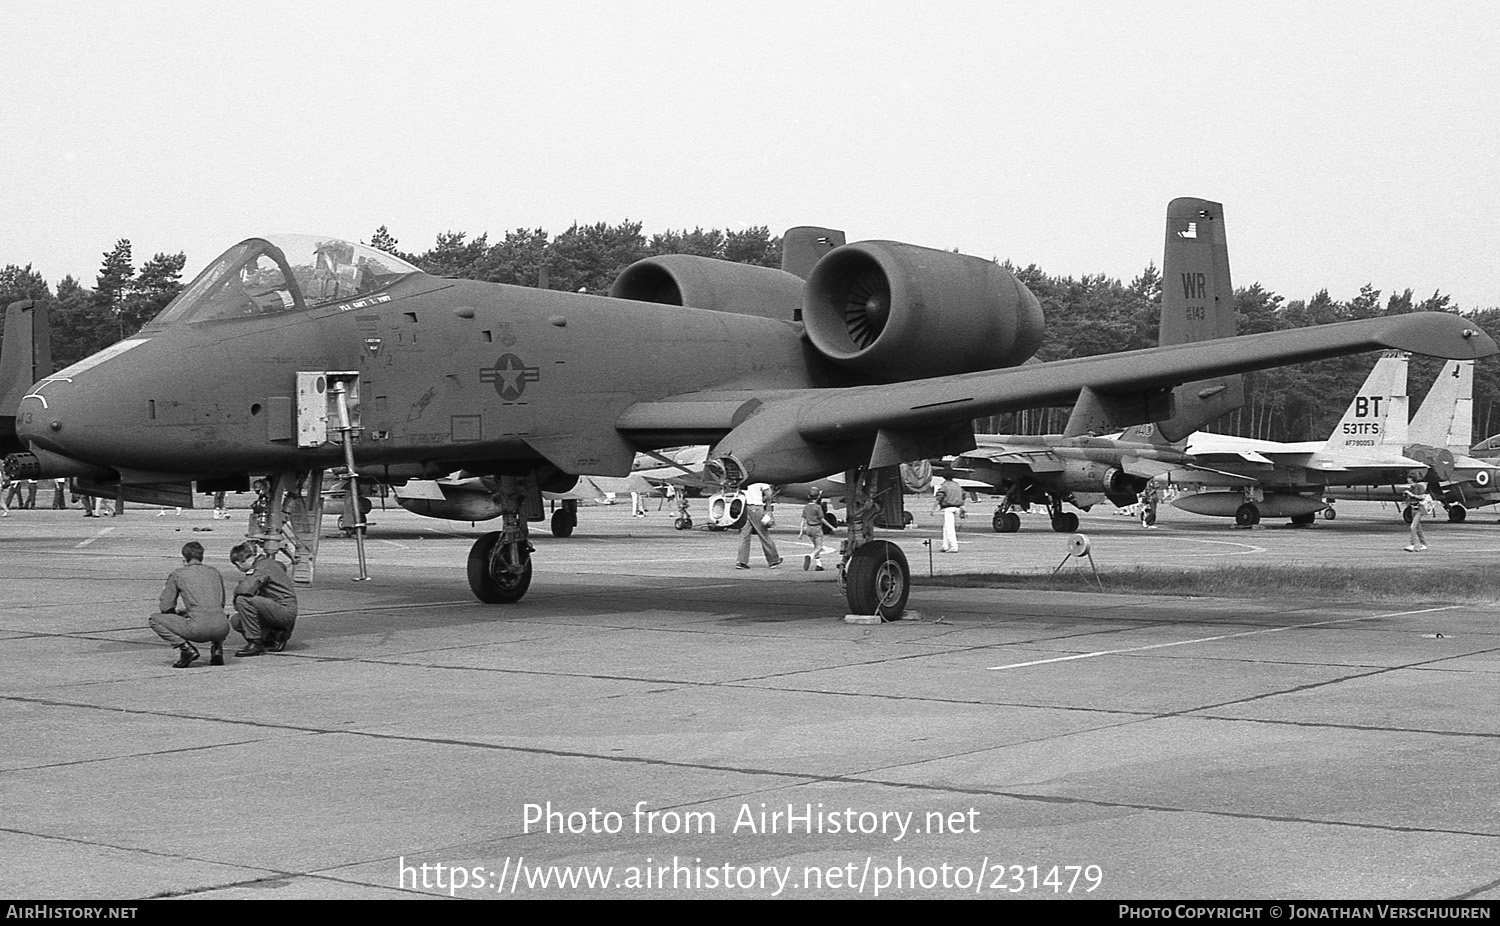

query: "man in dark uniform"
left=228, top=541, right=299, bottom=657
left=151, top=541, right=230, bottom=668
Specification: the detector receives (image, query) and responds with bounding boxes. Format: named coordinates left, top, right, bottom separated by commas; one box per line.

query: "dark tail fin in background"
left=0, top=299, right=53, bottom=455
left=1152, top=196, right=1248, bottom=441
left=780, top=227, right=846, bottom=281
left=1062, top=197, right=1243, bottom=440
left=1153, top=197, right=1243, bottom=441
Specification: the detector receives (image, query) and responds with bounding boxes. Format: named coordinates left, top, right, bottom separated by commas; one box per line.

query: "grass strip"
left=925, top=564, right=1500, bottom=604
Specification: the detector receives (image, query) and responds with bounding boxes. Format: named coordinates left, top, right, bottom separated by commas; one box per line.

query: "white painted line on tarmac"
left=75, top=527, right=114, bottom=548
left=987, top=605, right=1460, bottom=671
left=1171, top=538, right=1266, bottom=557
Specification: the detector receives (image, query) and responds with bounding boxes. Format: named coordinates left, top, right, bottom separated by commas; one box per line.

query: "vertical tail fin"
left=1063, top=198, right=1242, bottom=440
left=780, top=226, right=845, bottom=281
left=1153, top=197, right=1244, bottom=440
left=1408, top=360, right=1472, bottom=452
left=1321, top=350, right=1408, bottom=454
left=0, top=299, right=53, bottom=455
left=1117, top=422, right=1177, bottom=447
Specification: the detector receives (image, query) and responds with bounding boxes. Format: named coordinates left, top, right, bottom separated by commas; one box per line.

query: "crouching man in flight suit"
left=150, top=541, right=230, bottom=668
left=228, top=541, right=299, bottom=657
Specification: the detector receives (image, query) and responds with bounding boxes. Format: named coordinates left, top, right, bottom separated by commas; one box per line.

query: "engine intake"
left=610, top=255, right=804, bottom=320
left=803, top=241, right=1044, bottom=381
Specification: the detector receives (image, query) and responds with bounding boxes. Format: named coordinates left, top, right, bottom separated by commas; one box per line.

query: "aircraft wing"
left=795, top=312, right=1489, bottom=438
left=623, top=311, right=1494, bottom=483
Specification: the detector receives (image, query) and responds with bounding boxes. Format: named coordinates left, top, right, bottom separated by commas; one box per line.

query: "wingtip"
left=1377, top=313, right=1498, bottom=360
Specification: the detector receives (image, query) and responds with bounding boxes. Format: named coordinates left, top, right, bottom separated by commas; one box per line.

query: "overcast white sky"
left=2, top=1, right=1496, bottom=311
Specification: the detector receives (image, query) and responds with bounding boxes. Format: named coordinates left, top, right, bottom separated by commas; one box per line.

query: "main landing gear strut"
left=467, top=474, right=535, bottom=603
left=837, top=465, right=910, bottom=621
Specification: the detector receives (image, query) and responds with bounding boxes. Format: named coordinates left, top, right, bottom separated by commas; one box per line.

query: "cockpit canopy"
left=147, top=234, right=422, bottom=327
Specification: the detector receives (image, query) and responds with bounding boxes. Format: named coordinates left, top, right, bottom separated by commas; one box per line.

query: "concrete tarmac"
left=1, top=498, right=1497, bottom=899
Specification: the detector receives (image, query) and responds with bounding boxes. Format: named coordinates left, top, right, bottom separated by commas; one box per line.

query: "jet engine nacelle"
left=802, top=241, right=1045, bottom=382
left=609, top=255, right=805, bottom=320
left=1063, top=460, right=1147, bottom=502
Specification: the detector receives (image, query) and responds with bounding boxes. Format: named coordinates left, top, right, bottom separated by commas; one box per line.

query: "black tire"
left=844, top=540, right=910, bottom=620
left=1234, top=503, right=1260, bottom=527
left=1322, top=507, right=1337, bottom=520
left=550, top=509, right=576, bottom=538
left=993, top=510, right=1022, bottom=533
left=467, top=532, right=532, bottom=604
left=674, top=516, right=692, bottom=530
left=825, top=512, right=840, bottom=528
left=1448, top=505, right=1467, bottom=523
left=1402, top=506, right=1414, bottom=524
left=1051, top=512, right=1079, bottom=533
left=902, top=510, right=914, bottom=526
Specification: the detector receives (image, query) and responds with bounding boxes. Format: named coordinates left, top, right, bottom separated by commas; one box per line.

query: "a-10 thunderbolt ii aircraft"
left=8, top=199, right=1495, bottom=618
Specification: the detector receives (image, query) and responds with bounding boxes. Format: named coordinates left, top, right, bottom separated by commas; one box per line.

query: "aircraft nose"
left=16, top=384, right=81, bottom=456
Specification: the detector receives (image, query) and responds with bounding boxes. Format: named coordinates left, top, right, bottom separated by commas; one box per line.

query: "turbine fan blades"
left=842, top=271, right=891, bottom=349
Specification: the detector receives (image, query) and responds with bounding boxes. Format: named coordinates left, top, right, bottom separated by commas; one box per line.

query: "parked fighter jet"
left=962, top=428, right=1192, bottom=533
left=1327, top=358, right=1500, bottom=520
left=1166, top=351, right=1430, bottom=525
left=8, top=202, right=1494, bottom=618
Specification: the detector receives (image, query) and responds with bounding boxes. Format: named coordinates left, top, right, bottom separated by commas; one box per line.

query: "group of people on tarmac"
left=733, top=480, right=884, bottom=571
left=149, top=482, right=301, bottom=668
left=143, top=465, right=1440, bottom=664
left=151, top=540, right=299, bottom=667
left=0, top=475, right=110, bottom=516
left=730, top=468, right=1442, bottom=570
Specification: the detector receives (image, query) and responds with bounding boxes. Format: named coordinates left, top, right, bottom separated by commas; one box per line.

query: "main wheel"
left=1448, top=505, right=1467, bottom=523
left=993, top=510, right=1021, bottom=533
left=1234, top=503, right=1260, bottom=527
left=844, top=540, right=910, bottom=620
left=1402, top=506, right=1414, bottom=524
left=674, top=516, right=693, bottom=530
left=550, top=509, right=576, bottom=538
left=467, top=532, right=533, bottom=603
left=1322, top=506, right=1337, bottom=520
left=1050, top=512, right=1079, bottom=533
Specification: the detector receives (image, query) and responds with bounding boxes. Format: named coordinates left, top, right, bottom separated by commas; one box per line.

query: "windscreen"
left=147, top=234, right=421, bottom=327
